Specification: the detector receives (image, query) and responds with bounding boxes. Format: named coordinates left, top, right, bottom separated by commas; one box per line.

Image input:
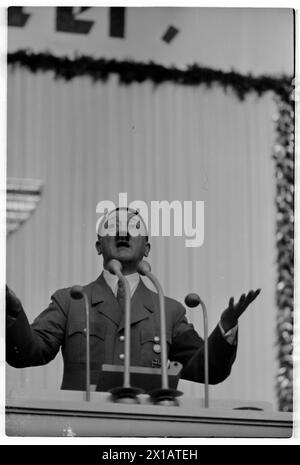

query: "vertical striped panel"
left=6, top=67, right=277, bottom=406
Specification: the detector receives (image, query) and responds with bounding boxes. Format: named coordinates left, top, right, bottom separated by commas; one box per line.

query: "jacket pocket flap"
left=67, top=320, right=106, bottom=340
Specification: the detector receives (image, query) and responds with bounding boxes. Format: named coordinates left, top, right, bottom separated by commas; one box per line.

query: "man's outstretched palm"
left=221, top=289, right=261, bottom=332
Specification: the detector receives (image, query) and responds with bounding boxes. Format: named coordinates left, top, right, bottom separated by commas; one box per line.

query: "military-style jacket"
left=6, top=274, right=237, bottom=390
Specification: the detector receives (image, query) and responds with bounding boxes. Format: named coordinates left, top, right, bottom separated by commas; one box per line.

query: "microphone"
left=184, top=293, right=201, bottom=308
left=106, top=258, right=122, bottom=276
left=137, top=260, right=182, bottom=405
left=70, top=285, right=85, bottom=300
left=70, top=285, right=91, bottom=402
left=106, top=259, right=142, bottom=402
left=185, top=293, right=209, bottom=408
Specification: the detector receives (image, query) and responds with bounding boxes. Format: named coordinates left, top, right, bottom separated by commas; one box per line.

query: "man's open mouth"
left=116, top=240, right=130, bottom=248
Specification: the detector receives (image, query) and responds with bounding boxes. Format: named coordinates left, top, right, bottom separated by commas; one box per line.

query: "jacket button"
left=153, top=344, right=161, bottom=354
left=119, top=353, right=125, bottom=360
left=119, top=335, right=125, bottom=342
left=154, top=336, right=160, bottom=343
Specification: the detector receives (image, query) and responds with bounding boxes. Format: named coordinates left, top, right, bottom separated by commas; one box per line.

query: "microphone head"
left=106, top=259, right=122, bottom=275
left=185, top=293, right=201, bottom=308
left=70, top=285, right=84, bottom=300
left=137, top=260, right=151, bottom=276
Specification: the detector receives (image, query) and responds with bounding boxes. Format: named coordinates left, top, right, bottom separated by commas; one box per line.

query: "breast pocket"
left=139, top=329, right=172, bottom=367
left=66, top=320, right=106, bottom=364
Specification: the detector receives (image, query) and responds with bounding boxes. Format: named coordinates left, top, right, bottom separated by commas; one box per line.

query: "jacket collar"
left=91, top=273, right=155, bottom=329
left=91, top=273, right=114, bottom=305
left=102, top=269, right=140, bottom=297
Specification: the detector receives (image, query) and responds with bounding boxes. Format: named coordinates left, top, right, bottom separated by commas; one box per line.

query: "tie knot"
left=117, top=278, right=124, bottom=289
left=117, top=279, right=125, bottom=300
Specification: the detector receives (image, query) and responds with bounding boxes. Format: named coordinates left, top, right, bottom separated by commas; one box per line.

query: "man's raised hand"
left=221, top=289, right=261, bottom=333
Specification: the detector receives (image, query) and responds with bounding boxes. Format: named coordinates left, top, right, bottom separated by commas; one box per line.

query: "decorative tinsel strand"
left=7, top=50, right=292, bottom=102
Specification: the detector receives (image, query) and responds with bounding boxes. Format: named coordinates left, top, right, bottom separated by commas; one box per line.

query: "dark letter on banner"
left=8, top=7, right=30, bottom=27
left=56, top=7, right=94, bottom=34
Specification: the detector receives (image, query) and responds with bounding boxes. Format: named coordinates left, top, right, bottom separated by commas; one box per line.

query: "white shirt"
left=103, top=269, right=140, bottom=297
left=102, top=269, right=237, bottom=345
left=218, top=322, right=238, bottom=345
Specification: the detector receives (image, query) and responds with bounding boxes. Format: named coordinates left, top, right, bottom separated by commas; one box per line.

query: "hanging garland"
left=7, top=50, right=294, bottom=411
left=8, top=50, right=292, bottom=102
left=273, top=91, right=294, bottom=412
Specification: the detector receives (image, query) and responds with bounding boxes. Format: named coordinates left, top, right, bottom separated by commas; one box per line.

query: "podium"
left=6, top=389, right=292, bottom=437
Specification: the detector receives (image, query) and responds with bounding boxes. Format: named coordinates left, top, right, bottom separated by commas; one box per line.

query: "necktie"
left=116, top=279, right=125, bottom=310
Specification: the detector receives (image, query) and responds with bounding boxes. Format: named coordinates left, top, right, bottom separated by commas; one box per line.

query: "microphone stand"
left=200, top=298, right=209, bottom=408
left=138, top=261, right=182, bottom=405
left=185, top=293, right=209, bottom=408
left=107, top=259, right=143, bottom=403
left=70, top=285, right=91, bottom=402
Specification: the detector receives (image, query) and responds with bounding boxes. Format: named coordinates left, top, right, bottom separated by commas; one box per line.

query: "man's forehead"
left=105, top=209, right=142, bottom=225
left=97, top=207, right=148, bottom=237
left=108, top=209, right=137, bottom=220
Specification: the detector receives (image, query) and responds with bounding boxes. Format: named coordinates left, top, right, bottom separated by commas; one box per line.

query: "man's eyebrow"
left=109, top=212, right=138, bottom=220
left=104, top=210, right=146, bottom=229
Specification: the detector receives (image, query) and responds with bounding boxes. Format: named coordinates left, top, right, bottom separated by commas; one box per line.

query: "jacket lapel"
left=117, top=279, right=155, bottom=332
left=91, top=274, right=122, bottom=326
left=90, top=273, right=156, bottom=330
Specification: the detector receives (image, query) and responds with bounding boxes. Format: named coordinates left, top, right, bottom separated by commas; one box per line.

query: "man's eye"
left=105, top=220, right=117, bottom=229
left=101, top=219, right=118, bottom=234
left=128, top=221, right=138, bottom=231
left=128, top=218, right=138, bottom=227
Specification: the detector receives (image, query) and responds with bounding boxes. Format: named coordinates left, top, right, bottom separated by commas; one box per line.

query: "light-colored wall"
left=8, top=7, right=293, bottom=75
left=7, top=68, right=278, bottom=406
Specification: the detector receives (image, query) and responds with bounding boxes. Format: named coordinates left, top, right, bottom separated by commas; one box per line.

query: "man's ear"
left=95, top=238, right=102, bottom=256
left=144, top=242, right=151, bottom=258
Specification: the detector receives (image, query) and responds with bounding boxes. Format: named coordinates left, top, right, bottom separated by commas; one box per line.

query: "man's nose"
left=116, top=227, right=130, bottom=239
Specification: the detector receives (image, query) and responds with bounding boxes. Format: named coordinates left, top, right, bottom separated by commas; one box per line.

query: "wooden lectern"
left=6, top=389, right=292, bottom=437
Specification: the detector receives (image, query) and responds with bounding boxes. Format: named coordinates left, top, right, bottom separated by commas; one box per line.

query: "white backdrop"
left=6, top=66, right=278, bottom=406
